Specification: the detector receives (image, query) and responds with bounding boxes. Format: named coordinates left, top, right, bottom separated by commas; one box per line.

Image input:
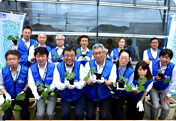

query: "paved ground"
left=0, top=95, right=176, bottom=120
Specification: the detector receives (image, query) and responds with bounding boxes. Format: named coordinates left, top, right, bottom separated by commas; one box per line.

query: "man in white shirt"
left=85, top=43, right=116, bottom=120
left=28, top=47, right=57, bottom=120
left=149, top=49, right=176, bottom=120
left=143, top=37, right=161, bottom=64
left=28, top=33, right=51, bottom=64
left=48, top=34, right=65, bottom=65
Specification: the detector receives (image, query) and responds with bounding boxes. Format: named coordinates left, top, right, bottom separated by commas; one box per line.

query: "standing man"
left=85, top=44, right=116, bottom=120
left=76, top=35, right=93, bottom=66
left=28, top=33, right=51, bottom=64
left=15, top=25, right=36, bottom=67
left=149, top=49, right=176, bottom=120
left=143, top=37, right=161, bottom=64
left=28, top=47, right=57, bottom=120
left=48, top=34, right=65, bottom=65
left=0, top=50, right=29, bottom=120
left=55, top=46, right=86, bottom=120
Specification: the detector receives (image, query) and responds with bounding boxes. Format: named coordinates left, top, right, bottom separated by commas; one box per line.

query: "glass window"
left=0, top=1, right=16, bottom=11
left=99, top=0, right=133, bottom=4
left=136, top=0, right=168, bottom=6
left=98, top=6, right=168, bottom=35
left=170, top=0, right=176, bottom=7
left=17, top=2, right=97, bottom=32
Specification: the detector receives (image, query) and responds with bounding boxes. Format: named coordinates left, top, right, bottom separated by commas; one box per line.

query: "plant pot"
left=158, top=73, right=164, bottom=80
left=144, top=96, right=176, bottom=119
left=57, top=59, right=63, bottom=62
left=94, top=73, right=102, bottom=80
left=118, top=82, right=125, bottom=88
left=37, top=89, right=43, bottom=96
left=0, top=98, right=36, bottom=120
left=81, top=52, right=86, bottom=57
left=55, top=98, right=75, bottom=120
left=12, top=40, right=17, bottom=45
left=68, top=79, right=74, bottom=85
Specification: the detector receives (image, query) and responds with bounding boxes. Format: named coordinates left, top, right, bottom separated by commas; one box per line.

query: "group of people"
left=0, top=25, right=176, bottom=120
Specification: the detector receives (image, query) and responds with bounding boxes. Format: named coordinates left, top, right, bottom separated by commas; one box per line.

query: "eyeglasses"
left=119, top=57, right=129, bottom=61
left=93, top=51, right=104, bottom=56
left=56, top=39, right=64, bottom=41
left=64, top=55, right=75, bottom=58
left=7, top=58, right=18, bottom=61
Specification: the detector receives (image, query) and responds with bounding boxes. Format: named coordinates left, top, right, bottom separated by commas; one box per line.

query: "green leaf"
left=119, top=76, right=123, bottom=80
left=108, top=86, right=112, bottom=90
left=16, top=92, right=26, bottom=101
left=76, top=50, right=81, bottom=54
left=84, top=76, right=89, bottom=82
left=90, top=67, right=96, bottom=72
left=46, top=88, right=52, bottom=93
left=70, top=72, right=76, bottom=78
left=157, top=69, right=162, bottom=74
left=139, top=76, right=147, bottom=82
left=34, top=43, right=38, bottom=46
left=125, top=84, right=133, bottom=92
left=45, top=84, right=50, bottom=88
left=42, top=91, right=48, bottom=98
left=113, top=82, right=116, bottom=87
left=35, top=81, right=41, bottom=86
left=118, top=80, right=123, bottom=83
left=7, top=35, right=13, bottom=40
left=164, top=78, right=171, bottom=84
left=38, top=85, right=44, bottom=92
left=64, top=70, right=69, bottom=75
left=40, top=83, right=44, bottom=86
left=50, top=92, right=55, bottom=96
left=110, top=91, right=115, bottom=94
left=14, top=105, right=22, bottom=110
left=15, top=36, right=19, bottom=40
left=45, top=99, right=49, bottom=104
left=123, top=77, right=128, bottom=83
left=1, top=101, right=10, bottom=111
left=137, top=80, right=143, bottom=85
left=138, top=85, right=145, bottom=92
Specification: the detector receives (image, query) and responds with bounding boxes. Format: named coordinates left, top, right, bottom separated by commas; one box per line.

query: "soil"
left=57, top=59, right=63, bottom=62
left=13, top=40, right=17, bottom=45
left=118, top=82, right=125, bottom=88
left=29, top=101, right=35, bottom=106
left=158, top=73, right=164, bottom=79
left=94, top=73, right=102, bottom=80
left=68, top=79, right=74, bottom=85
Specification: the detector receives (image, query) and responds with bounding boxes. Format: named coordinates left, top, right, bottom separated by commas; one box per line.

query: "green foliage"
left=1, top=100, right=11, bottom=111
left=13, top=105, right=22, bottom=110
left=137, top=76, right=147, bottom=92
left=118, top=76, right=128, bottom=83
left=113, top=82, right=116, bottom=87
left=84, top=67, right=96, bottom=82
left=42, top=91, right=48, bottom=98
left=157, top=69, right=162, bottom=74
left=53, top=55, right=61, bottom=60
left=164, top=78, right=171, bottom=84
left=50, top=92, right=55, bottom=96
left=138, top=85, right=145, bottom=92
left=7, top=35, right=19, bottom=41
left=76, top=50, right=81, bottom=54
left=16, top=92, right=26, bottom=101
left=34, top=43, right=38, bottom=47
left=45, top=99, right=49, bottom=104
left=125, top=84, right=133, bottom=92
left=64, top=71, right=76, bottom=80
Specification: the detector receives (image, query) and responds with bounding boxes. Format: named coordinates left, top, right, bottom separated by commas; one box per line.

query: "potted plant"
left=53, top=55, right=62, bottom=62
left=7, top=35, right=19, bottom=46
left=84, top=67, right=96, bottom=82
left=81, top=50, right=87, bottom=57
left=157, top=69, right=171, bottom=84
left=118, top=77, right=128, bottom=89
left=64, top=71, right=76, bottom=85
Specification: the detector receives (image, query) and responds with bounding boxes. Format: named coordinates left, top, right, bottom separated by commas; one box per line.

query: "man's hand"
left=31, top=57, right=35, bottom=62
left=162, top=96, right=170, bottom=106
left=155, top=76, right=162, bottom=81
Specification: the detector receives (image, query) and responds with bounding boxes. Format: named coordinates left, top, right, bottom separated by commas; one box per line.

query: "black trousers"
left=126, top=95, right=145, bottom=120
left=86, top=96, right=110, bottom=120
left=2, top=93, right=30, bottom=120
left=109, top=95, right=127, bottom=120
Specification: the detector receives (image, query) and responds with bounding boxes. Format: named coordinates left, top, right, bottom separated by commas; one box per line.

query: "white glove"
left=84, top=56, right=90, bottom=61
left=44, top=88, right=47, bottom=92
left=77, top=56, right=84, bottom=62
left=33, top=91, right=41, bottom=100
left=97, top=77, right=105, bottom=84
left=67, top=84, right=76, bottom=89
left=136, top=101, right=144, bottom=112
left=75, top=81, right=86, bottom=89
left=57, top=83, right=66, bottom=90
left=20, top=90, right=25, bottom=94
left=91, top=75, right=97, bottom=83
left=5, top=93, right=11, bottom=101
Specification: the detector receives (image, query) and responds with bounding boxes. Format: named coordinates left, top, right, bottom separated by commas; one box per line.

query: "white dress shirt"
left=149, top=62, right=176, bottom=97
left=143, top=48, right=158, bottom=61
left=84, top=59, right=116, bottom=83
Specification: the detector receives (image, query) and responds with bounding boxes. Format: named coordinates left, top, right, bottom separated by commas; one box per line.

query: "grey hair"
left=55, top=34, right=65, bottom=40
left=92, top=43, right=105, bottom=53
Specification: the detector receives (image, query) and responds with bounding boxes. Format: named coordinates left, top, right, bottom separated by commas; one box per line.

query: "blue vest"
left=17, top=38, right=36, bottom=67
left=30, top=62, right=55, bottom=88
left=2, top=65, right=28, bottom=99
left=76, top=47, right=93, bottom=66
left=152, top=60, right=175, bottom=90
left=112, top=48, right=119, bottom=60
left=129, top=78, right=153, bottom=99
left=147, top=48, right=161, bottom=61
left=57, top=61, right=86, bottom=102
left=106, top=54, right=112, bottom=61
left=34, top=43, right=51, bottom=53
left=86, top=59, right=114, bottom=101
left=113, top=66, right=134, bottom=97
left=51, top=47, right=64, bottom=63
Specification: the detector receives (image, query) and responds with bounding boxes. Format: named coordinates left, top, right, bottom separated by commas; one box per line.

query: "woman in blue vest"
left=127, top=61, right=153, bottom=120
left=109, top=49, right=134, bottom=120
left=110, top=37, right=127, bottom=63
left=103, top=43, right=112, bottom=61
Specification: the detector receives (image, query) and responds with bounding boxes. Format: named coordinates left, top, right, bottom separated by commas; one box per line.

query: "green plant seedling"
left=84, top=67, right=96, bottom=82
left=7, top=35, right=19, bottom=41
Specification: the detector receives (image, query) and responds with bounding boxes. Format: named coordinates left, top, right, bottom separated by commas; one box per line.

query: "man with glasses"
left=55, top=46, right=86, bottom=120
left=0, top=50, right=30, bottom=120
left=48, top=34, right=65, bottom=65
left=76, top=35, right=93, bottom=66
left=143, top=37, right=161, bottom=64
left=14, top=25, right=37, bottom=67
left=85, top=43, right=116, bottom=120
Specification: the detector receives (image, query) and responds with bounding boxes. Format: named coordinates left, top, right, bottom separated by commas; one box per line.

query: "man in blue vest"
left=28, top=47, right=57, bottom=120
left=0, top=50, right=29, bottom=120
left=48, top=34, right=65, bottom=65
left=149, top=49, right=176, bottom=120
left=55, top=46, right=86, bottom=120
left=143, top=37, right=161, bottom=64
left=14, top=25, right=37, bottom=67
left=76, top=35, right=93, bottom=66
left=85, top=43, right=116, bottom=120
left=28, top=33, right=51, bottom=64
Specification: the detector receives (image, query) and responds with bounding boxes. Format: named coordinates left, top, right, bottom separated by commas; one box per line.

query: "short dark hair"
left=134, top=61, right=153, bottom=80
left=150, top=37, right=159, bottom=43
left=22, top=25, right=32, bottom=32
left=63, top=46, right=76, bottom=56
left=117, top=49, right=132, bottom=68
left=103, top=43, right=110, bottom=54
left=159, top=48, right=173, bottom=59
left=5, top=50, right=20, bottom=60
left=78, top=35, right=90, bottom=43
left=34, top=47, right=48, bottom=57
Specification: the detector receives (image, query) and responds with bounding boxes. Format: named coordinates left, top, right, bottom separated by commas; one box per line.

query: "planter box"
left=0, top=98, right=36, bottom=120
left=144, top=96, right=176, bottom=119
